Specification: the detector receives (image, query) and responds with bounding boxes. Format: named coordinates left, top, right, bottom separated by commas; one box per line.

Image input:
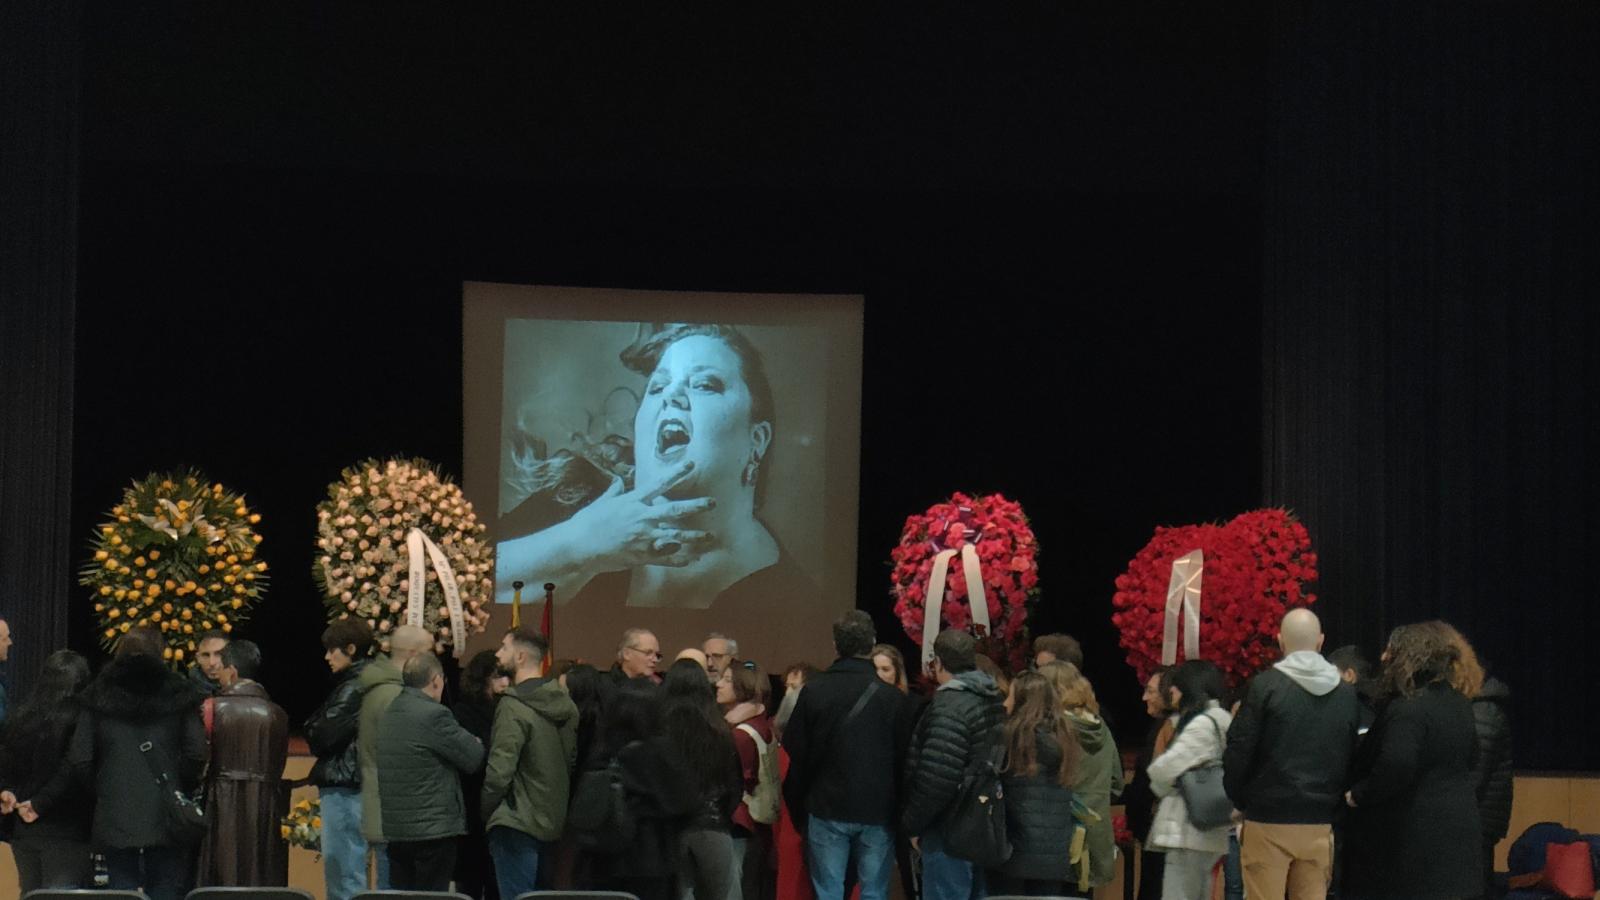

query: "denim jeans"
left=320, top=787, right=372, bottom=900
left=1224, top=831, right=1243, bottom=900
left=488, top=826, right=546, bottom=900
left=805, top=817, right=893, bottom=900
left=919, top=830, right=983, bottom=900
left=103, top=846, right=188, bottom=900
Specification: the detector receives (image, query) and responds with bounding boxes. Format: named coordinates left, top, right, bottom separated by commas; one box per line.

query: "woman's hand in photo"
left=568, top=461, right=717, bottom=570
left=496, top=459, right=719, bottom=603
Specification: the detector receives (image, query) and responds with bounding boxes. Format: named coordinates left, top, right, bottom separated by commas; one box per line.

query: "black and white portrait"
left=463, top=284, right=862, bottom=666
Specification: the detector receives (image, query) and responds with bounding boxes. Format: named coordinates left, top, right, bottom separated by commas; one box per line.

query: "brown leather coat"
left=196, top=680, right=290, bottom=886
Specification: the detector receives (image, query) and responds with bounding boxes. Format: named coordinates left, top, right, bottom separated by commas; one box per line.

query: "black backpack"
left=567, top=750, right=637, bottom=852
left=942, top=736, right=1012, bottom=867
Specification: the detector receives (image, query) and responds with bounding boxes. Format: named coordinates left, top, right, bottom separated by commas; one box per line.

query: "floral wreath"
left=79, top=471, right=268, bottom=664
left=891, top=492, right=1040, bottom=672
left=1110, top=508, right=1317, bottom=686
left=314, top=458, right=493, bottom=654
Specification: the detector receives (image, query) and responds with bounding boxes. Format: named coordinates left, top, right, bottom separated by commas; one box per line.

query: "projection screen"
left=463, top=283, right=864, bottom=670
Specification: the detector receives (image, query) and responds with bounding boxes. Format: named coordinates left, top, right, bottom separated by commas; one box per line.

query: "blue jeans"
left=320, top=787, right=372, bottom=900
left=919, top=830, right=983, bottom=900
left=488, top=826, right=545, bottom=900
left=1223, top=831, right=1243, bottom=900
left=805, top=817, right=893, bottom=900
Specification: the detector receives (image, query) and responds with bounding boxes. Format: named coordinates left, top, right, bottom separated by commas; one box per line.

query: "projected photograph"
left=463, top=285, right=863, bottom=667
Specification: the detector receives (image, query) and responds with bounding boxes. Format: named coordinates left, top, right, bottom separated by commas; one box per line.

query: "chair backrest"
left=25, top=892, right=148, bottom=900
left=515, top=892, right=642, bottom=900
left=353, top=893, right=473, bottom=900
left=186, top=889, right=317, bottom=900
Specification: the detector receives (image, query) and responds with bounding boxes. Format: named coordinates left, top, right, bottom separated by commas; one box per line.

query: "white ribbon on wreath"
left=921, top=543, right=992, bottom=674
left=1162, top=549, right=1203, bottom=665
left=406, top=527, right=468, bottom=658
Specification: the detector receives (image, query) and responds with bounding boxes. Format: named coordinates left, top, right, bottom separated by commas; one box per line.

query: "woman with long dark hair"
left=663, top=658, right=744, bottom=900
left=0, top=650, right=94, bottom=891
left=561, top=662, right=608, bottom=768
left=451, top=649, right=508, bottom=900
left=591, top=677, right=698, bottom=900
left=1341, top=622, right=1481, bottom=900
left=549, top=662, right=608, bottom=890
left=988, top=671, right=1082, bottom=898
left=1146, top=659, right=1233, bottom=900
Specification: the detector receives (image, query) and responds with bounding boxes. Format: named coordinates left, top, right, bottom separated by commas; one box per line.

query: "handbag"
left=942, top=737, right=1012, bottom=867
left=567, top=743, right=638, bottom=852
left=1175, top=713, right=1233, bottom=830
left=138, top=739, right=207, bottom=846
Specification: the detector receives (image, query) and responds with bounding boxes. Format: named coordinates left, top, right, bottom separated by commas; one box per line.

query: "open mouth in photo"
left=656, top=417, right=691, bottom=461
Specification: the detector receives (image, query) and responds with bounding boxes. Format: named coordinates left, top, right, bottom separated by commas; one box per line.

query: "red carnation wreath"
left=1111, top=508, right=1317, bottom=686
left=891, top=492, right=1040, bottom=672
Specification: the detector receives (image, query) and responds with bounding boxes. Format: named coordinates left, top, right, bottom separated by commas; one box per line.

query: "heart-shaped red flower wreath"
left=1111, top=509, right=1317, bottom=687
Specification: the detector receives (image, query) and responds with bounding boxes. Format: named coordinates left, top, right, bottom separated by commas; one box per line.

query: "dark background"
left=5, top=2, right=1596, bottom=770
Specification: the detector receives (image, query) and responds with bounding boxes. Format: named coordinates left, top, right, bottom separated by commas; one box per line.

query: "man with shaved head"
left=1223, top=609, right=1360, bottom=900
left=357, top=624, right=436, bottom=887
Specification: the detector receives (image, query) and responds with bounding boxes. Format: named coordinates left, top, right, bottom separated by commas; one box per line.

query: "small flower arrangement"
left=281, top=797, right=320, bottom=854
left=79, top=471, right=269, bottom=663
left=314, top=458, right=493, bottom=654
left=890, top=492, right=1041, bottom=672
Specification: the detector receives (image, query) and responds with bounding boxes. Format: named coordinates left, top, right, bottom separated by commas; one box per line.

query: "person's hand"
left=563, top=461, right=717, bottom=570
left=910, top=836, right=920, bottom=852
left=1344, top=790, right=1357, bottom=808
left=16, top=801, right=38, bottom=823
left=0, top=790, right=15, bottom=815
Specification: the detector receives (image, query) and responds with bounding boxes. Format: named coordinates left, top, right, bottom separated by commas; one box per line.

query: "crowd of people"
left=0, top=605, right=1513, bottom=900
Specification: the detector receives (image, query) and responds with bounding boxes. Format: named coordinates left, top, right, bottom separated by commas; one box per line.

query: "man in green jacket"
left=357, top=623, right=433, bottom=885
left=376, top=651, right=486, bottom=890
left=483, top=628, right=578, bottom=899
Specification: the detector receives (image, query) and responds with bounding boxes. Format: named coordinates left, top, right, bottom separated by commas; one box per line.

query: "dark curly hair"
left=459, top=649, right=502, bottom=702
left=1381, top=621, right=1481, bottom=699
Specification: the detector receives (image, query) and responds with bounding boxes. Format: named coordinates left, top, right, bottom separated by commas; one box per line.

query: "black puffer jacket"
left=305, top=660, right=368, bottom=789
left=68, top=654, right=208, bottom=849
left=1470, top=677, right=1513, bottom=840
left=902, top=670, right=1005, bottom=836
left=998, top=725, right=1076, bottom=880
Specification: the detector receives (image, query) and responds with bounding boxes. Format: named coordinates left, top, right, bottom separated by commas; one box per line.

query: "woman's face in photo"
left=715, top=667, right=736, bottom=706
left=635, top=334, right=770, bottom=500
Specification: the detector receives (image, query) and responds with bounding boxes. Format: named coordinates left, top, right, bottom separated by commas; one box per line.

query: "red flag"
left=540, top=583, right=554, bottom=676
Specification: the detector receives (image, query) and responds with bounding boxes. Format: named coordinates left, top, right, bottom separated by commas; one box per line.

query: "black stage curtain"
left=1263, top=1, right=1599, bottom=770
left=0, top=0, right=80, bottom=703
